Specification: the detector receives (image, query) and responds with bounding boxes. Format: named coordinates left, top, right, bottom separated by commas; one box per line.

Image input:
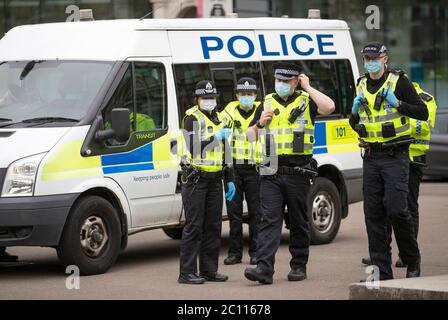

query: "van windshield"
left=0, top=60, right=113, bottom=128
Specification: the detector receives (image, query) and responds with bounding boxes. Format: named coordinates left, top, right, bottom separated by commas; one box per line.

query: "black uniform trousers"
left=363, top=149, right=420, bottom=279
left=179, top=176, right=223, bottom=275
left=256, top=173, right=311, bottom=275
left=408, top=163, right=423, bottom=237
left=225, top=167, right=260, bottom=259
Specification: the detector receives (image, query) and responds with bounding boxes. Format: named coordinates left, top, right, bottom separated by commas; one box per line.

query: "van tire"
left=57, top=196, right=121, bottom=275
left=163, top=227, right=184, bottom=240
left=307, top=177, right=342, bottom=245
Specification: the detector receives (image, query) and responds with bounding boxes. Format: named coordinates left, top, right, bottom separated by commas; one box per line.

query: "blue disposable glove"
left=383, top=88, right=399, bottom=107
left=352, top=95, right=365, bottom=114
left=215, top=127, right=232, bottom=141
left=225, top=182, right=236, bottom=202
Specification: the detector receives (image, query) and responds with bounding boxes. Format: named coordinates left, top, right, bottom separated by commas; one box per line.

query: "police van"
left=0, top=17, right=362, bottom=275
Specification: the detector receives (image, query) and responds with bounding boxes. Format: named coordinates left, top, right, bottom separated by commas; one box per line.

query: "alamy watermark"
left=365, top=5, right=381, bottom=30
left=65, top=265, right=80, bottom=290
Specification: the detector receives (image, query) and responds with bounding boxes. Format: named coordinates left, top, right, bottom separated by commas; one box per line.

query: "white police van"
left=0, top=17, right=362, bottom=275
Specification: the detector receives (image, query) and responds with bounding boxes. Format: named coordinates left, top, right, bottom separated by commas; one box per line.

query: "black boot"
left=249, top=257, right=257, bottom=265
left=288, top=266, right=307, bottom=281
left=224, top=256, right=241, bottom=265
left=178, top=273, right=205, bottom=285
left=199, top=272, right=229, bottom=282
left=406, top=264, right=421, bottom=278
left=244, top=267, right=273, bottom=285
left=395, top=257, right=407, bottom=268
left=361, top=256, right=372, bottom=266
left=0, top=248, right=18, bottom=262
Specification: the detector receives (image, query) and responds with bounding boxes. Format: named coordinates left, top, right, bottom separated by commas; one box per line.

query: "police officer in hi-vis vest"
left=179, top=80, right=236, bottom=285
left=349, top=42, right=428, bottom=280
left=244, top=62, right=335, bottom=284
left=361, top=82, right=437, bottom=269
left=219, top=77, right=261, bottom=266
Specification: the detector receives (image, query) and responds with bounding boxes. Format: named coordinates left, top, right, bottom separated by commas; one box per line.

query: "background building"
left=0, top=0, right=446, bottom=131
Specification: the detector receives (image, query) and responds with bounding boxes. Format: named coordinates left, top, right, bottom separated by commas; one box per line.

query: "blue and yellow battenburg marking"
left=101, top=143, right=154, bottom=174
left=41, top=121, right=358, bottom=181
left=313, top=119, right=360, bottom=155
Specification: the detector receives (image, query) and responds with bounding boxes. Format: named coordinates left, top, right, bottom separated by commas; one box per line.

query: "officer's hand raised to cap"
left=298, top=74, right=311, bottom=91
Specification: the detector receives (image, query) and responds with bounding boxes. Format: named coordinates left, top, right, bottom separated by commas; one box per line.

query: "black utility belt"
left=234, top=164, right=257, bottom=171
left=411, top=155, right=427, bottom=166
left=276, top=166, right=317, bottom=177
left=198, top=170, right=223, bottom=179
left=361, top=140, right=413, bottom=153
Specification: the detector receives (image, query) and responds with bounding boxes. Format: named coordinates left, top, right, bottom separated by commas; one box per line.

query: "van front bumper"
left=0, top=194, right=80, bottom=247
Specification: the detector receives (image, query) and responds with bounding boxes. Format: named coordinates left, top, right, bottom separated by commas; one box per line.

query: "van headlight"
left=1, top=153, right=46, bottom=197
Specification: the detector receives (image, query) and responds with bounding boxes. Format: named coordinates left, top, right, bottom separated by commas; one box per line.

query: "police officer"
left=350, top=42, right=427, bottom=280
left=362, top=83, right=438, bottom=268
left=0, top=247, right=18, bottom=262
left=220, top=77, right=261, bottom=266
left=178, top=80, right=236, bottom=285
left=244, top=62, right=335, bottom=284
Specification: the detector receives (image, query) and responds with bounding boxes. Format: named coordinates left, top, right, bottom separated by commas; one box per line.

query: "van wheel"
left=308, top=177, right=342, bottom=245
left=163, top=227, right=183, bottom=240
left=57, top=196, right=121, bottom=275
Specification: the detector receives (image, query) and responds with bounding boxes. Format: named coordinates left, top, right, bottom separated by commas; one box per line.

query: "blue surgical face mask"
left=275, top=81, right=292, bottom=98
left=238, top=95, right=256, bottom=110
left=364, top=60, right=383, bottom=74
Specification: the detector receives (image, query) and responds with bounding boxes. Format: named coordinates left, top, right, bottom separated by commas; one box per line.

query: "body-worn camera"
left=381, top=122, right=396, bottom=138
left=288, top=107, right=304, bottom=124
left=374, top=92, right=386, bottom=111
left=292, top=130, right=305, bottom=153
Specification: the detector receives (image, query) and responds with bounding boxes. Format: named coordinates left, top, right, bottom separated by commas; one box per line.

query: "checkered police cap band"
left=236, top=83, right=257, bottom=91
left=195, top=88, right=218, bottom=95
left=275, top=69, right=299, bottom=78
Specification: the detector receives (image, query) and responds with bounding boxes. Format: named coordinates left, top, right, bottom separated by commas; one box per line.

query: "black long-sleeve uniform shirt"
left=183, top=108, right=234, bottom=183
left=248, top=91, right=319, bottom=167
left=349, top=69, right=428, bottom=139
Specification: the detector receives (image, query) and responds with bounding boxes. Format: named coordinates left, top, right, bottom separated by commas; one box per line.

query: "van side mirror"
left=95, top=108, right=130, bottom=143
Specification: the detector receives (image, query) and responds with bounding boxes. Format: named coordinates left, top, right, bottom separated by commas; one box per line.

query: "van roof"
left=0, top=18, right=350, bottom=61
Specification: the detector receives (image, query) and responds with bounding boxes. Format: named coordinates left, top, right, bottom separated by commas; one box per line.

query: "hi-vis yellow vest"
left=409, top=82, right=437, bottom=160
left=259, top=91, right=314, bottom=160
left=220, top=101, right=261, bottom=164
left=357, top=71, right=412, bottom=143
left=182, top=106, right=224, bottom=172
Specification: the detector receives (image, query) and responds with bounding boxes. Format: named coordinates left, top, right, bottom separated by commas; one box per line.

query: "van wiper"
left=0, top=118, right=13, bottom=122
left=20, top=60, right=45, bottom=80
left=22, top=117, right=80, bottom=123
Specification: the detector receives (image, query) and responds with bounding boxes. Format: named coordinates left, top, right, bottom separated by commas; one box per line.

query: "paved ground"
left=1, top=182, right=447, bottom=300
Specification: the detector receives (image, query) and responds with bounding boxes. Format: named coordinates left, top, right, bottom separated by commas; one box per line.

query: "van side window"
left=103, top=65, right=134, bottom=143
left=173, top=63, right=211, bottom=125
left=134, top=62, right=167, bottom=131
left=262, top=60, right=342, bottom=116
left=103, top=62, right=167, bottom=146
left=335, top=60, right=355, bottom=116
